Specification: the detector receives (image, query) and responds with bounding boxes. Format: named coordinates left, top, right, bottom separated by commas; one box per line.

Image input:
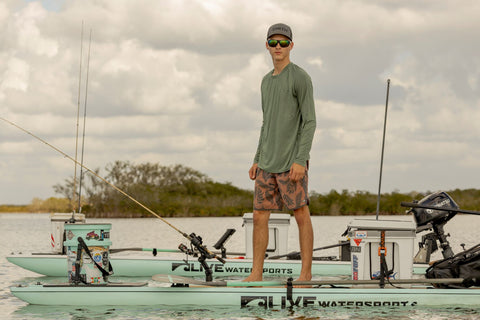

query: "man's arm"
left=249, top=163, right=258, bottom=180
left=293, top=71, right=316, bottom=167
left=288, top=162, right=305, bottom=182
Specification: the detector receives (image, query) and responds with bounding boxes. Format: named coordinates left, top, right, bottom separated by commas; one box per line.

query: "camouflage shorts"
left=253, top=167, right=309, bottom=211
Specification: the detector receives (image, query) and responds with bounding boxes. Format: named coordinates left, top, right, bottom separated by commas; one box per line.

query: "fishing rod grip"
left=215, top=256, right=226, bottom=264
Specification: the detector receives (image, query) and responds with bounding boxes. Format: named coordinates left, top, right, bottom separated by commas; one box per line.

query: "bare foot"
left=292, top=276, right=312, bottom=288
left=243, top=275, right=262, bottom=282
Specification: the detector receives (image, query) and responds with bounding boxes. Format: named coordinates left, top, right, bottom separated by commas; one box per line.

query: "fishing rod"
left=376, top=79, right=390, bottom=220
left=267, top=241, right=349, bottom=260
left=109, top=247, right=245, bottom=256
left=77, top=28, right=92, bottom=213
left=0, top=117, right=225, bottom=266
left=400, top=202, right=480, bottom=216
left=72, top=20, right=84, bottom=214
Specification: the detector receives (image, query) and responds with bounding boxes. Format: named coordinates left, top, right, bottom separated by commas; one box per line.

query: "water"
left=1, top=213, right=480, bottom=319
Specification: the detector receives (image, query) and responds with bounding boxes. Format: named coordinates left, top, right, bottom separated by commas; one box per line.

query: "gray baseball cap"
left=267, top=23, right=293, bottom=40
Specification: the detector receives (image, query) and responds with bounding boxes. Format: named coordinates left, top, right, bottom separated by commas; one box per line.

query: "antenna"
left=376, top=79, right=390, bottom=220
left=77, top=29, right=92, bottom=213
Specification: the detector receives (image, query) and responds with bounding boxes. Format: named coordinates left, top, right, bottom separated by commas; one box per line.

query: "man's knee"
left=253, top=210, right=271, bottom=225
left=293, top=206, right=311, bottom=224
left=294, top=205, right=310, bottom=215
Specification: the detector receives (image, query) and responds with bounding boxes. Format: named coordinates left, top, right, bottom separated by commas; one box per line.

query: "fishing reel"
left=178, top=243, right=198, bottom=257
left=179, top=232, right=225, bottom=282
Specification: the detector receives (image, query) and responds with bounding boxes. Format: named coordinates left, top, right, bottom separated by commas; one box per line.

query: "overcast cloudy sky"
left=1, top=0, right=479, bottom=205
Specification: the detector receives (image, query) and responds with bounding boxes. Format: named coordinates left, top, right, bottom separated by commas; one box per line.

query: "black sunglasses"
left=267, top=39, right=291, bottom=48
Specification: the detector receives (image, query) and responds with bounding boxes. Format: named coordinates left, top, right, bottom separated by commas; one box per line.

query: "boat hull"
left=10, top=283, right=480, bottom=307
left=6, top=254, right=427, bottom=277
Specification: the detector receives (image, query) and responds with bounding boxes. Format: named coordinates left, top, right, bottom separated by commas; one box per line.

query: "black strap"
left=379, top=230, right=387, bottom=288
left=74, top=242, right=86, bottom=284
left=286, top=277, right=293, bottom=305
left=77, top=237, right=114, bottom=279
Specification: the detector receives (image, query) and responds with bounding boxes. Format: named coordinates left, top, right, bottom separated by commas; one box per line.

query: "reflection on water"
left=12, top=304, right=480, bottom=320
left=1, top=213, right=480, bottom=319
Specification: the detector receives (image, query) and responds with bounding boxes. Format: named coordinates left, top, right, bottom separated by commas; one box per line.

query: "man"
left=244, top=23, right=316, bottom=282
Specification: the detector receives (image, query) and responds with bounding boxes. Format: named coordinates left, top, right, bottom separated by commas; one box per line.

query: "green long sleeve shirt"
left=254, top=63, right=316, bottom=173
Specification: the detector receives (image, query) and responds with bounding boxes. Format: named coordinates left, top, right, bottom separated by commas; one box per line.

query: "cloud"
left=1, top=0, right=480, bottom=205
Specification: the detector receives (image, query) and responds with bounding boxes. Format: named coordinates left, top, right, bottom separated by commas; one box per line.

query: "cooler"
left=243, top=213, right=290, bottom=259
left=348, top=218, right=416, bottom=280
left=64, top=223, right=112, bottom=284
left=50, top=212, right=85, bottom=254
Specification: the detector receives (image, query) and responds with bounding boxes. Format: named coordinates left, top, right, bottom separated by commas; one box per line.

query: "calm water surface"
left=1, top=213, right=480, bottom=319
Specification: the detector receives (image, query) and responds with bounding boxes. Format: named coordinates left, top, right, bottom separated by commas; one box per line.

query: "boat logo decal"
left=352, top=254, right=359, bottom=280
left=171, top=262, right=293, bottom=275
left=93, top=252, right=102, bottom=263
left=240, top=295, right=418, bottom=308
left=372, top=270, right=398, bottom=280
left=355, top=231, right=367, bottom=239
left=86, top=231, right=100, bottom=240
left=350, top=246, right=361, bottom=253
left=90, top=276, right=102, bottom=284
left=66, top=230, right=74, bottom=240
left=354, top=239, right=362, bottom=246
left=102, top=252, right=109, bottom=266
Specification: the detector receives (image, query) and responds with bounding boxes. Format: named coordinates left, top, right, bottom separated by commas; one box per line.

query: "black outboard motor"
left=403, top=191, right=480, bottom=287
left=409, top=191, right=459, bottom=262
left=411, top=191, right=459, bottom=230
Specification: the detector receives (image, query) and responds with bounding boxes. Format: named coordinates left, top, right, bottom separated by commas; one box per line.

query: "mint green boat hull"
left=10, top=283, right=480, bottom=307
left=7, top=254, right=428, bottom=277
left=7, top=254, right=351, bottom=277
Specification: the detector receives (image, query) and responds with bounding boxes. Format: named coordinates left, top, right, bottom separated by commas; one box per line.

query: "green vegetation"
left=52, top=161, right=253, bottom=218
left=0, top=204, right=29, bottom=212
left=28, top=197, right=71, bottom=213
left=0, top=198, right=70, bottom=213
left=1, top=161, right=479, bottom=217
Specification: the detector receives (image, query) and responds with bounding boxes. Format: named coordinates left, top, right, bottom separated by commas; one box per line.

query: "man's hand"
left=288, top=163, right=305, bottom=182
left=249, top=163, right=258, bottom=180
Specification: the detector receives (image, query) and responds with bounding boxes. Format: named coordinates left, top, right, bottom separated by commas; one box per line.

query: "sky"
left=1, top=0, right=480, bottom=205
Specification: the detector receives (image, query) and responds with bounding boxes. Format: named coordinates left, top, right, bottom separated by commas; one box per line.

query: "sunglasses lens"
left=268, top=40, right=290, bottom=47
left=268, top=40, right=278, bottom=47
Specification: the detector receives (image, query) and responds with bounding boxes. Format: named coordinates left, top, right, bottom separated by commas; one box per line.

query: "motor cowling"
left=410, top=191, right=459, bottom=228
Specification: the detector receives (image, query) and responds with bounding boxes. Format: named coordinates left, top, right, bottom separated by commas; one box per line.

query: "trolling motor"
left=402, top=191, right=462, bottom=263
left=179, top=232, right=226, bottom=282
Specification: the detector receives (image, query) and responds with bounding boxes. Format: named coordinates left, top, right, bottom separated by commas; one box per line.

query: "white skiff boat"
left=10, top=276, right=480, bottom=308
left=6, top=253, right=428, bottom=277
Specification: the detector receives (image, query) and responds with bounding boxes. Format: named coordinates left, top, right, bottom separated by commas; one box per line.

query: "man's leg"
left=293, top=205, right=313, bottom=281
left=243, top=210, right=271, bottom=281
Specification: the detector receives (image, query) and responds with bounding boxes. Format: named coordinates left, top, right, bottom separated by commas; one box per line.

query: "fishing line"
left=0, top=116, right=224, bottom=263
